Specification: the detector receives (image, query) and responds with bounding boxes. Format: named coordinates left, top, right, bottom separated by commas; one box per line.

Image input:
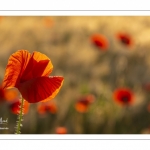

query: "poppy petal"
left=21, top=51, right=53, bottom=82
left=2, top=50, right=31, bottom=89
left=18, top=76, right=64, bottom=103
left=32, top=51, right=53, bottom=76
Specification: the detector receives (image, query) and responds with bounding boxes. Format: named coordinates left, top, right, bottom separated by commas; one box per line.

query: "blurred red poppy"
left=43, top=17, right=54, bottom=28
left=91, top=34, right=109, bottom=50
left=37, top=101, right=57, bottom=114
left=0, top=85, right=19, bottom=103
left=75, top=94, right=95, bottom=113
left=56, top=127, right=67, bottom=134
left=113, top=88, right=134, bottom=106
left=3, top=88, right=19, bottom=102
left=116, top=33, right=133, bottom=46
left=9, top=99, right=29, bottom=115
left=2, top=50, right=64, bottom=103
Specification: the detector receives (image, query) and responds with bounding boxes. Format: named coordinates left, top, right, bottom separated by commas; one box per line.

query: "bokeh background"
left=1, top=16, right=150, bottom=134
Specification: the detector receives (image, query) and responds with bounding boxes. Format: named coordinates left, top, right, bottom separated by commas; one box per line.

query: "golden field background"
left=1, top=16, right=150, bottom=134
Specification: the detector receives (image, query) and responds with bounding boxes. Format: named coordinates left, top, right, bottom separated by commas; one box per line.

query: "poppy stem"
left=15, top=96, right=24, bottom=134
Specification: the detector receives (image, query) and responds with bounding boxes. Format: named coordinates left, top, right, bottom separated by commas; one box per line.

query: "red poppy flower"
left=75, top=94, right=95, bottom=113
left=2, top=50, right=64, bottom=103
left=37, top=101, right=57, bottom=114
left=113, top=88, right=134, bottom=106
left=116, top=33, right=133, bottom=46
left=56, top=127, right=67, bottom=134
left=91, top=34, right=109, bottom=50
left=9, top=99, right=29, bottom=115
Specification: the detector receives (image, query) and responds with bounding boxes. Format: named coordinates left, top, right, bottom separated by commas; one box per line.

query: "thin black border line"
left=0, top=10, right=150, bottom=11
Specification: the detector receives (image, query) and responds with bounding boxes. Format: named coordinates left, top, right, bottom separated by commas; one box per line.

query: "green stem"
left=15, top=96, right=24, bottom=134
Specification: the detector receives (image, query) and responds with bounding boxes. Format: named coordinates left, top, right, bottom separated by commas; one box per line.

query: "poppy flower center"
left=95, top=41, right=103, bottom=47
left=121, top=37, right=130, bottom=45
left=121, top=95, right=130, bottom=103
